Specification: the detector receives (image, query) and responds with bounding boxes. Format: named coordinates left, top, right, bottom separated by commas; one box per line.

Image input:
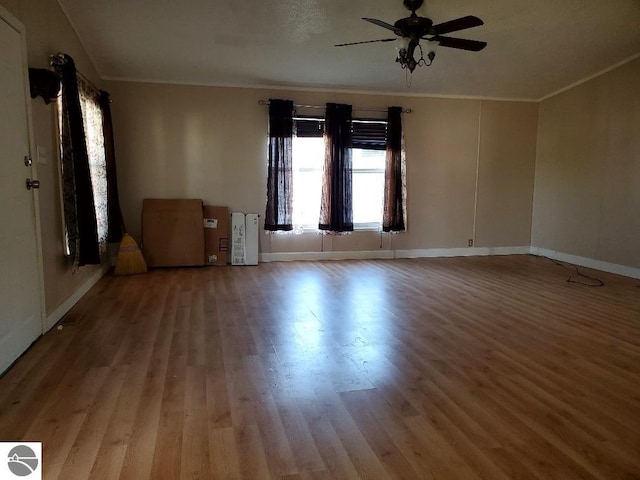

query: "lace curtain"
left=319, top=103, right=354, bottom=233
left=100, top=91, right=124, bottom=243
left=264, top=99, right=294, bottom=231
left=52, top=53, right=101, bottom=266
left=382, top=106, right=407, bottom=232
left=77, top=76, right=108, bottom=249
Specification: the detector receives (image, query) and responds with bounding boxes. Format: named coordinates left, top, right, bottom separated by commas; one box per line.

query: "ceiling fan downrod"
left=403, top=0, right=424, bottom=15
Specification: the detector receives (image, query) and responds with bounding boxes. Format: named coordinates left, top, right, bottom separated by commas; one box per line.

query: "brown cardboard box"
left=203, top=206, right=230, bottom=266
left=142, top=199, right=205, bottom=267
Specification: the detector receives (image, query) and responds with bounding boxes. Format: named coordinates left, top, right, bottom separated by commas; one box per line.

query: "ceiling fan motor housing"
left=394, top=16, right=434, bottom=39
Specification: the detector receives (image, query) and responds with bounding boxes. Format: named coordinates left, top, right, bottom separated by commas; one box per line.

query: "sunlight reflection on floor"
left=270, top=263, right=397, bottom=396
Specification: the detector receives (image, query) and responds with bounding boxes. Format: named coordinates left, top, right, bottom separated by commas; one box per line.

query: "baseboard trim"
left=530, top=247, right=640, bottom=280
left=260, top=250, right=396, bottom=262
left=260, top=246, right=530, bottom=263
left=395, top=246, right=531, bottom=258
left=44, top=264, right=110, bottom=332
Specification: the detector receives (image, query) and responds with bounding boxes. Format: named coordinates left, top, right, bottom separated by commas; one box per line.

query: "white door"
left=0, top=8, right=44, bottom=374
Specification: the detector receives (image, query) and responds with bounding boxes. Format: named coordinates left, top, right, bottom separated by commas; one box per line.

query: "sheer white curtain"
left=77, top=76, right=108, bottom=249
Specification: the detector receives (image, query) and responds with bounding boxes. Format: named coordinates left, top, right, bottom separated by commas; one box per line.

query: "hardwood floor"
left=1, top=255, right=639, bottom=479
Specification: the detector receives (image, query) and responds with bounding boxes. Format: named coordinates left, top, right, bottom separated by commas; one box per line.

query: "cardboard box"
left=142, top=199, right=205, bottom=267
left=231, top=212, right=245, bottom=265
left=203, top=206, right=230, bottom=266
left=230, top=212, right=259, bottom=266
left=245, top=214, right=259, bottom=266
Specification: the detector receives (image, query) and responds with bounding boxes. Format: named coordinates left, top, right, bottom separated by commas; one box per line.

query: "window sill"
left=295, top=225, right=382, bottom=233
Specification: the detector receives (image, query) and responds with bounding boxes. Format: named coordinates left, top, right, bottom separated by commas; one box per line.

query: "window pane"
left=352, top=148, right=386, bottom=171
left=292, top=137, right=323, bottom=227
left=353, top=148, right=384, bottom=225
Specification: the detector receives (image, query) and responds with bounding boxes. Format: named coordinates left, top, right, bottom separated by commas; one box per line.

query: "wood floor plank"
left=296, top=397, right=367, bottom=479
left=56, top=365, right=129, bottom=480
left=0, top=256, right=638, bottom=479
left=243, top=355, right=299, bottom=478
left=118, top=284, right=180, bottom=480
left=180, top=366, right=211, bottom=480
left=148, top=301, right=190, bottom=480
left=339, top=389, right=432, bottom=480
left=208, top=426, right=241, bottom=479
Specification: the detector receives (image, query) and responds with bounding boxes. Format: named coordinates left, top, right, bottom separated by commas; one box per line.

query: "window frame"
left=291, top=116, right=388, bottom=232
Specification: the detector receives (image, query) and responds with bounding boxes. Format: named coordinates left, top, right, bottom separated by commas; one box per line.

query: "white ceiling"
left=57, top=0, right=640, bottom=100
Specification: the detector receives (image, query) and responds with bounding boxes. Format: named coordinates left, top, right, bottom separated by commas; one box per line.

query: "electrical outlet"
left=468, top=239, right=474, bottom=247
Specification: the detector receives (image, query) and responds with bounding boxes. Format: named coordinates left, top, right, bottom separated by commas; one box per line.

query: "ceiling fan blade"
left=431, top=15, right=483, bottom=35
left=432, top=35, right=487, bottom=51
left=335, top=38, right=397, bottom=47
left=362, top=18, right=402, bottom=35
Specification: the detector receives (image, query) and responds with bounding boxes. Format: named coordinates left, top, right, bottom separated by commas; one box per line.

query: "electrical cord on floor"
left=543, top=256, right=604, bottom=287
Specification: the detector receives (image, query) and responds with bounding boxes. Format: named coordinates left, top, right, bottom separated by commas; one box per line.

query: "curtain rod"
left=258, top=99, right=411, bottom=114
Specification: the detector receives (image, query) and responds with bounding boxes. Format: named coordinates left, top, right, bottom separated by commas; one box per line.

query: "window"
left=291, top=117, right=387, bottom=230
left=291, top=135, right=323, bottom=228
left=352, top=146, right=385, bottom=227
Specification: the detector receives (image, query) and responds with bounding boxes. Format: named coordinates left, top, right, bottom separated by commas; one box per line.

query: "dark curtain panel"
left=53, top=54, right=100, bottom=265
left=99, top=90, right=123, bottom=242
left=319, top=103, right=354, bottom=233
left=264, top=99, right=294, bottom=231
left=383, top=106, right=406, bottom=232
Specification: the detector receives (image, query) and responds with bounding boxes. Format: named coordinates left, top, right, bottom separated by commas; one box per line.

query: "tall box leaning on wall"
left=231, top=212, right=246, bottom=265
left=231, top=212, right=259, bottom=266
left=245, top=214, right=259, bottom=266
left=203, top=206, right=230, bottom=265
left=142, top=199, right=205, bottom=267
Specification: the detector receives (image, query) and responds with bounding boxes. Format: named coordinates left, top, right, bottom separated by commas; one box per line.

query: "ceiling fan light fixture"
left=424, top=39, right=438, bottom=66
left=395, top=37, right=413, bottom=70
left=396, top=36, right=410, bottom=51
left=425, top=39, right=438, bottom=54
left=396, top=38, right=431, bottom=72
left=337, top=0, right=486, bottom=82
left=426, top=50, right=436, bottom=66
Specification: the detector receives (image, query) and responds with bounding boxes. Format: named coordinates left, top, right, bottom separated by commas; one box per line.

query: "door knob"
left=26, top=178, right=40, bottom=190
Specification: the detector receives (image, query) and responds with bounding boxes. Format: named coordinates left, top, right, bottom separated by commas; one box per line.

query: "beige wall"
left=532, top=58, right=640, bottom=267
left=476, top=101, right=538, bottom=247
left=106, top=81, right=539, bottom=255
left=3, top=0, right=107, bottom=315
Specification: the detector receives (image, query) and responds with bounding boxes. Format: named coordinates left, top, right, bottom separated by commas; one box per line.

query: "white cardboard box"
left=231, top=212, right=245, bottom=265
left=245, top=214, right=259, bottom=266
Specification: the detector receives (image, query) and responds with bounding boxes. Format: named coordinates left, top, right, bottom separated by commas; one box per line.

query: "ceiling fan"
left=335, top=0, right=487, bottom=73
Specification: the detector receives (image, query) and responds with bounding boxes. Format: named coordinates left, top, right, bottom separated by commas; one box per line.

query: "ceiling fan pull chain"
left=417, top=44, right=425, bottom=67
